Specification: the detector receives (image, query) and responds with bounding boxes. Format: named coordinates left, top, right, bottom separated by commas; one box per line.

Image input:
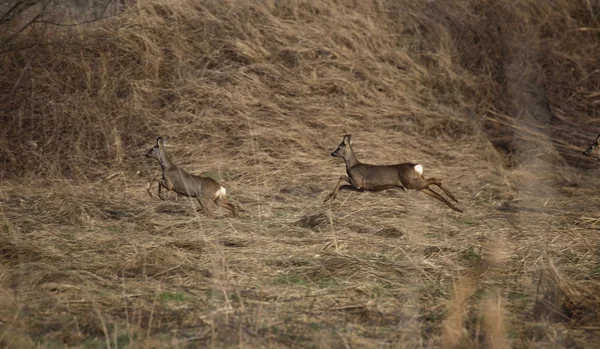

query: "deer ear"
left=345, top=134, right=352, bottom=145
left=157, top=137, right=169, bottom=147
left=596, top=134, right=600, bottom=143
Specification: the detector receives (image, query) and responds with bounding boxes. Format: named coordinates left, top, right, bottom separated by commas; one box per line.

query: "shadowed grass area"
left=1, top=0, right=600, bottom=348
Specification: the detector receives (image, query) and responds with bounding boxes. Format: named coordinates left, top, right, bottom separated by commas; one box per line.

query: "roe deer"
left=582, top=133, right=600, bottom=159
left=145, top=137, right=237, bottom=218
left=323, top=134, right=463, bottom=213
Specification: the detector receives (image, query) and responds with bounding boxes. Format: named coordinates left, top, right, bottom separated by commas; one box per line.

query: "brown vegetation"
left=1, top=0, right=600, bottom=347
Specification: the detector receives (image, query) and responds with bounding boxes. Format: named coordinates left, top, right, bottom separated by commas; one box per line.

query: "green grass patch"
left=314, top=277, right=342, bottom=289
left=79, top=334, right=132, bottom=349
left=460, top=246, right=481, bottom=262
left=160, top=291, right=187, bottom=302
left=228, top=292, right=240, bottom=302
left=106, top=225, right=124, bottom=234
left=81, top=337, right=106, bottom=349
left=92, top=289, right=108, bottom=297
left=274, top=274, right=308, bottom=286
left=308, top=322, right=321, bottom=330
left=523, top=323, right=547, bottom=341
left=456, top=217, right=479, bottom=227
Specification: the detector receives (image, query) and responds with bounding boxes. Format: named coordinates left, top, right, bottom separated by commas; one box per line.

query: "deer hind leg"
left=216, top=195, right=238, bottom=217
left=197, top=197, right=215, bottom=218
left=222, top=201, right=238, bottom=217
left=434, top=183, right=459, bottom=203
left=420, top=187, right=463, bottom=213
left=425, top=177, right=459, bottom=203
left=324, top=175, right=352, bottom=202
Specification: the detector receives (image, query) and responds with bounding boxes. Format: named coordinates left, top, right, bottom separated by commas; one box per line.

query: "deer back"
left=164, top=167, right=222, bottom=199
left=346, top=163, right=403, bottom=189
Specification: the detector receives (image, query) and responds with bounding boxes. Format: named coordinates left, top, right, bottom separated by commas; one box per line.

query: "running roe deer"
left=324, top=134, right=463, bottom=213
left=582, top=133, right=600, bottom=159
left=145, top=137, right=237, bottom=218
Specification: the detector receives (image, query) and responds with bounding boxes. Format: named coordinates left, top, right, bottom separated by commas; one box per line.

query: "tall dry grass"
left=2, top=0, right=596, bottom=180
left=1, top=0, right=600, bottom=348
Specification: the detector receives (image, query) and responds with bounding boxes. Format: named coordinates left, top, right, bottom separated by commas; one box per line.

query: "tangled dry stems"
left=1, top=0, right=600, bottom=347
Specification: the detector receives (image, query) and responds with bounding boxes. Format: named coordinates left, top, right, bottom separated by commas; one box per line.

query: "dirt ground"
left=1, top=0, right=600, bottom=348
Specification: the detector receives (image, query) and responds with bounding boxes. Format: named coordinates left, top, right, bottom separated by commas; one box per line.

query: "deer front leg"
left=324, top=175, right=351, bottom=202
left=157, top=181, right=167, bottom=200
left=146, top=180, right=154, bottom=198
left=420, top=187, right=463, bottom=213
left=146, top=176, right=167, bottom=200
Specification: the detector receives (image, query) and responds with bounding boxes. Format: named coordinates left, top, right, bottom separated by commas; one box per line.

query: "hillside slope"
left=1, top=0, right=600, bottom=347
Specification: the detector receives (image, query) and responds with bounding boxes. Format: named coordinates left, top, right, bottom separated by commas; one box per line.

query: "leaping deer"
left=324, top=134, right=463, bottom=213
left=145, top=137, right=237, bottom=218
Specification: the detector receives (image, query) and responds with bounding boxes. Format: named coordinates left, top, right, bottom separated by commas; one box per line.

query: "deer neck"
left=344, top=148, right=360, bottom=170
left=158, top=150, right=174, bottom=172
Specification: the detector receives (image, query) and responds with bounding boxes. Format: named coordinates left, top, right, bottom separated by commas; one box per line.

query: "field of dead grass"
left=1, top=0, right=600, bottom=347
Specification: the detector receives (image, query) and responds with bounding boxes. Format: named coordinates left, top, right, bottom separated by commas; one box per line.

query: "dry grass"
left=1, top=0, right=600, bottom=347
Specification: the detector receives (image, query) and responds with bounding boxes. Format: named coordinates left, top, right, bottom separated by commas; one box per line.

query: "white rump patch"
left=414, top=164, right=423, bottom=175
left=217, top=186, right=227, bottom=198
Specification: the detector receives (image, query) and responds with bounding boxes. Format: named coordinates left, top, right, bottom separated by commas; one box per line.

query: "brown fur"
left=324, top=134, right=463, bottom=213
left=146, top=137, right=237, bottom=218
